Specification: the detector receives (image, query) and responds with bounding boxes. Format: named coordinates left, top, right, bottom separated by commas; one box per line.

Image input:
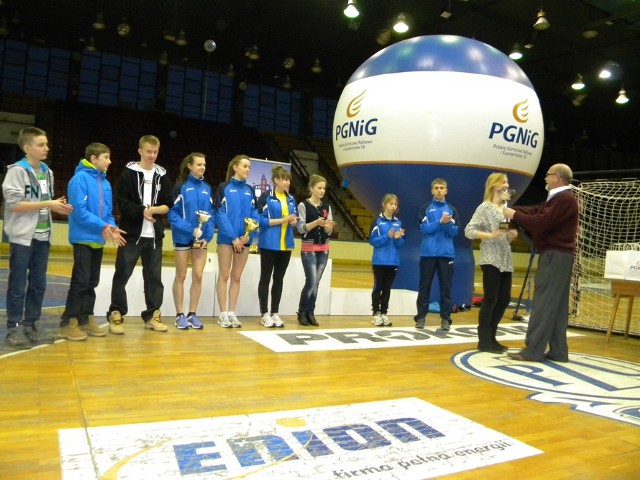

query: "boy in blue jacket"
left=58, top=143, right=126, bottom=341
left=415, top=178, right=459, bottom=330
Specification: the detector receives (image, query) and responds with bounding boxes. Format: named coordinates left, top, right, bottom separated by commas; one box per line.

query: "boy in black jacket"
left=107, top=135, right=173, bottom=335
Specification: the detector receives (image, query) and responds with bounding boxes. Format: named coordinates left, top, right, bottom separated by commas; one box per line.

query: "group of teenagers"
left=4, top=127, right=579, bottom=364
left=3, top=128, right=336, bottom=349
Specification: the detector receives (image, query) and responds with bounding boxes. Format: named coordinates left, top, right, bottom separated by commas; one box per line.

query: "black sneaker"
left=24, top=324, right=55, bottom=345
left=5, top=325, right=32, bottom=350
left=440, top=319, right=452, bottom=331
left=415, top=319, right=425, bottom=329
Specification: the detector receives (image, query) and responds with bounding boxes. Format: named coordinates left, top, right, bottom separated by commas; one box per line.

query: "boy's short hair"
left=431, top=178, right=447, bottom=188
left=18, top=127, right=46, bottom=151
left=85, top=142, right=110, bottom=159
left=139, top=134, right=160, bottom=149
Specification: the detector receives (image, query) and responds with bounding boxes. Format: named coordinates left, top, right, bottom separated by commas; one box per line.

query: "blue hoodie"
left=214, top=177, right=259, bottom=245
left=67, top=159, right=116, bottom=245
left=369, top=213, right=405, bottom=266
left=418, top=198, right=459, bottom=258
left=168, top=174, right=215, bottom=245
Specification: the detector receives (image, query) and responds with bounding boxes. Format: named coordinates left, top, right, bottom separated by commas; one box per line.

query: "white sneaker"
left=371, top=312, right=383, bottom=326
left=271, top=313, right=284, bottom=328
left=261, top=313, right=275, bottom=328
left=228, top=312, right=242, bottom=328
left=381, top=314, right=392, bottom=326
left=217, top=313, right=232, bottom=328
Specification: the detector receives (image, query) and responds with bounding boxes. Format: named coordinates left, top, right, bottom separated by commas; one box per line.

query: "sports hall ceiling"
left=2, top=0, right=640, bottom=154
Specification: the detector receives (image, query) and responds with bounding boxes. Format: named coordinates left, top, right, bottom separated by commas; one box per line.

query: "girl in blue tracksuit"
left=168, top=152, right=215, bottom=330
left=369, top=194, right=405, bottom=327
left=256, top=165, right=298, bottom=328
left=214, top=154, right=259, bottom=328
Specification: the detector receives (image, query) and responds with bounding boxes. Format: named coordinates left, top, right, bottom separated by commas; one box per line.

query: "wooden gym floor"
left=0, top=251, right=638, bottom=479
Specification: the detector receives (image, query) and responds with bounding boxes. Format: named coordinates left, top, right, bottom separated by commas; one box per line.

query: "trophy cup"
left=242, top=217, right=259, bottom=239
left=498, top=189, right=516, bottom=230
left=193, top=210, right=211, bottom=248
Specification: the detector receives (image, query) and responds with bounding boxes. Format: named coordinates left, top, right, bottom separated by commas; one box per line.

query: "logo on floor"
left=240, top=323, right=582, bottom=352
left=453, top=351, right=640, bottom=426
left=59, top=398, right=540, bottom=480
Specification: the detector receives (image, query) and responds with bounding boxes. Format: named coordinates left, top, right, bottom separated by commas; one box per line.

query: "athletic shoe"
left=80, top=315, right=107, bottom=337
left=371, top=312, right=383, bottom=326
left=440, top=319, right=452, bottom=331
left=381, top=314, right=392, bottom=327
left=415, top=318, right=425, bottom=329
left=187, top=314, right=203, bottom=329
left=108, top=310, right=125, bottom=335
left=229, top=312, right=242, bottom=328
left=271, top=313, right=284, bottom=328
left=261, top=312, right=275, bottom=328
left=217, top=313, right=232, bottom=328
left=5, top=325, right=32, bottom=350
left=145, top=310, right=168, bottom=332
left=24, top=323, right=55, bottom=344
left=175, top=314, right=190, bottom=330
left=58, top=318, right=88, bottom=341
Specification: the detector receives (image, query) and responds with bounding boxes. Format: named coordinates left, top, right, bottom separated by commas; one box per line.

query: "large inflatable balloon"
left=333, top=35, right=543, bottom=305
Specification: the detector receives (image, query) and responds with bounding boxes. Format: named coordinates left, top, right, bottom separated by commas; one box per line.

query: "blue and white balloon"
left=333, top=35, right=543, bottom=304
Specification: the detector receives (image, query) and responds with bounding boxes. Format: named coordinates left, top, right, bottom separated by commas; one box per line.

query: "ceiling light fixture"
left=440, top=1, right=452, bottom=19
left=117, top=20, right=131, bottom=37
left=533, top=9, right=550, bottom=31
left=283, top=75, right=292, bottom=90
left=571, top=74, right=585, bottom=90
left=92, top=12, right=106, bottom=31
left=175, top=29, right=188, bottom=47
left=508, top=44, right=523, bottom=61
left=247, top=45, right=260, bottom=61
left=598, top=64, right=613, bottom=79
left=343, top=1, right=359, bottom=19
left=85, top=37, right=97, bottom=52
left=582, top=29, right=598, bottom=39
left=311, top=58, right=322, bottom=74
left=158, top=51, right=169, bottom=66
left=393, top=13, right=409, bottom=34
left=615, top=88, right=629, bottom=104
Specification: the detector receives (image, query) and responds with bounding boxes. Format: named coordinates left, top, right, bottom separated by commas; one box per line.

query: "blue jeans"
left=6, top=240, right=50, bottom=327
left=298, top=250, right=329, bottom=313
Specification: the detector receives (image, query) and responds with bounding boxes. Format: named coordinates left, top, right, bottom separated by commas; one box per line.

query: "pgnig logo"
left=335, top=91, right=378, bottom=140
left=488, top=99, right=539, bottom=148
left=630, top=260, right=640, bottom=270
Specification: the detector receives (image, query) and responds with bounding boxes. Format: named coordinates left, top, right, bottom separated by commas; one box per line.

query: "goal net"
left=570, top=179, right=640, bottom=335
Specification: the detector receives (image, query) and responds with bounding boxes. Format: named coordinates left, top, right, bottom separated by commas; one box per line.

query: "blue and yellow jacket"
left=257, top=189, right=297, bottom=251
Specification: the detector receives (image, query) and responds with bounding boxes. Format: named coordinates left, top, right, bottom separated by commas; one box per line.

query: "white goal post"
left=570, top=179, right=640, bottom=335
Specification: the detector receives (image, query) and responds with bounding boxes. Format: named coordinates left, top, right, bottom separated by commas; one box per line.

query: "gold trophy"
left=242, top=217, right=259, bottom=239
left=193, top=210, right=211, bottom=248
left=498, top=189, right=516, bottom=230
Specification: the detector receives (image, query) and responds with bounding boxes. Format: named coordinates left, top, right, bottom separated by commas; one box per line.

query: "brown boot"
left=80, top=315, right=107, bottom=337
left=58, top=318, right=88, bottom=341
